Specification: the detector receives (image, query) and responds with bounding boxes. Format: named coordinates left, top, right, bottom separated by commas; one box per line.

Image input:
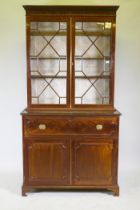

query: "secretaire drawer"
left=23, top=116, right=118, bottom=137
left=70, top=117, right=118, bottom=135
left=24, top=117, right=69, bottom=137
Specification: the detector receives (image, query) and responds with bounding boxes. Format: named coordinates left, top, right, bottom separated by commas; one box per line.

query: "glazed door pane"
left=74, top=21, right=112, bottom=105
left=30, top=22, right=67, bottom=105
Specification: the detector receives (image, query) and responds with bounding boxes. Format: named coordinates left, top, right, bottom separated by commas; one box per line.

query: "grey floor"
left=0, top=170, right=140, bottom=210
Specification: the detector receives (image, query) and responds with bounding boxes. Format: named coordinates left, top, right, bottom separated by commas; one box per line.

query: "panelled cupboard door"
left=72, top=138, right=113, bottom=185
left=26, top=138, right=70, bottom=185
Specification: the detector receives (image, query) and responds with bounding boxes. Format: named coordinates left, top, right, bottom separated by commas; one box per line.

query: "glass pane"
left=31, top=78, right=66, bottom=104
left=30, top=22, right=67, bottom=105
left=75, top=21, right=111, bottom=104
left=75, top=78, right=109, bottom=104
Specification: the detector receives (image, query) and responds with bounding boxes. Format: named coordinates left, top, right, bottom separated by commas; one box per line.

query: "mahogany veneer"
left=21, top=5, right=120, bottom=196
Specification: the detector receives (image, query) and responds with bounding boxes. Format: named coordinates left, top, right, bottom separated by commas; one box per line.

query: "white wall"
left=0, top=0, right=140, bottom=175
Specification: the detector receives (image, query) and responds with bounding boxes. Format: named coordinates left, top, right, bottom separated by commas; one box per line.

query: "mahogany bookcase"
left=21, top=5, right=121, bottom=196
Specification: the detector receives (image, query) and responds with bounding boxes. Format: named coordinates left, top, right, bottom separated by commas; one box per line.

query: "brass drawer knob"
left=96, top=124, right=103, bottom=130
left=38, top=124, right=46, bottom=130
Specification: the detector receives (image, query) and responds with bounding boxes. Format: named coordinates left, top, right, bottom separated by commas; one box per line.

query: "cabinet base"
left=22, top=185, right=119, bottom=196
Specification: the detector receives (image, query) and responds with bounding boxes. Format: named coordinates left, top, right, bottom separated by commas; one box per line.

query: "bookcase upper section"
left=23, top=5, right=119, bottom=110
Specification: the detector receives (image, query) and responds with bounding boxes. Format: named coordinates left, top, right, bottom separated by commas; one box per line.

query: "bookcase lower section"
left=22, top=112, right=120, bottom=196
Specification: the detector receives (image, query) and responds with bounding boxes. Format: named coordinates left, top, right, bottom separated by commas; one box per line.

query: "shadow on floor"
left=0, top=170, right=139, bottom=197
left=0, top=171, right=22, bottom=195
left=0, top=171, right=113, bottom=196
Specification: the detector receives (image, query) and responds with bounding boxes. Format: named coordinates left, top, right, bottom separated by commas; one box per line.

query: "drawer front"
left=24, top=117, right=70, bottom=137
left=24, top=116, right=118, bottom=137
left=71, top=117, right=118, bottom=135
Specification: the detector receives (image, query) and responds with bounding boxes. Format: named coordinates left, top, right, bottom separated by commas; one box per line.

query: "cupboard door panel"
left=72, top=138, right=113, bottom=185
left=26, top=138, right=70, bottom=185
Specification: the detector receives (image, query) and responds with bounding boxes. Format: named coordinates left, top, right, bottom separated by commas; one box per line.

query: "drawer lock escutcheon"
left=96, top=124, right=103, bottom=130
left=38, top=124, right=46, bottom=130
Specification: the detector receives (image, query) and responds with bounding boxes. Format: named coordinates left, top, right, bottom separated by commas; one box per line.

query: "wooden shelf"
left=30, top=30, right=111, bottom=36
left=31, top=75, right=66, bottom=79
left=30, top=56, right=66, bottom=60
left=31, top=75, right=110, bottom=79
left=75, top=56, right=110, bottom=60
left=30, top=56, right=110, bottom=60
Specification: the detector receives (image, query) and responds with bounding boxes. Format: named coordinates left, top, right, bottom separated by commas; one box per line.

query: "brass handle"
left=96, top=124, right=103, bottom=130
left=38, top=124, right=46, bottom=130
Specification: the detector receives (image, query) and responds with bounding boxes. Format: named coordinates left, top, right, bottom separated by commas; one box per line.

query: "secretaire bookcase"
left=21, top=5, right=121, bottom=196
